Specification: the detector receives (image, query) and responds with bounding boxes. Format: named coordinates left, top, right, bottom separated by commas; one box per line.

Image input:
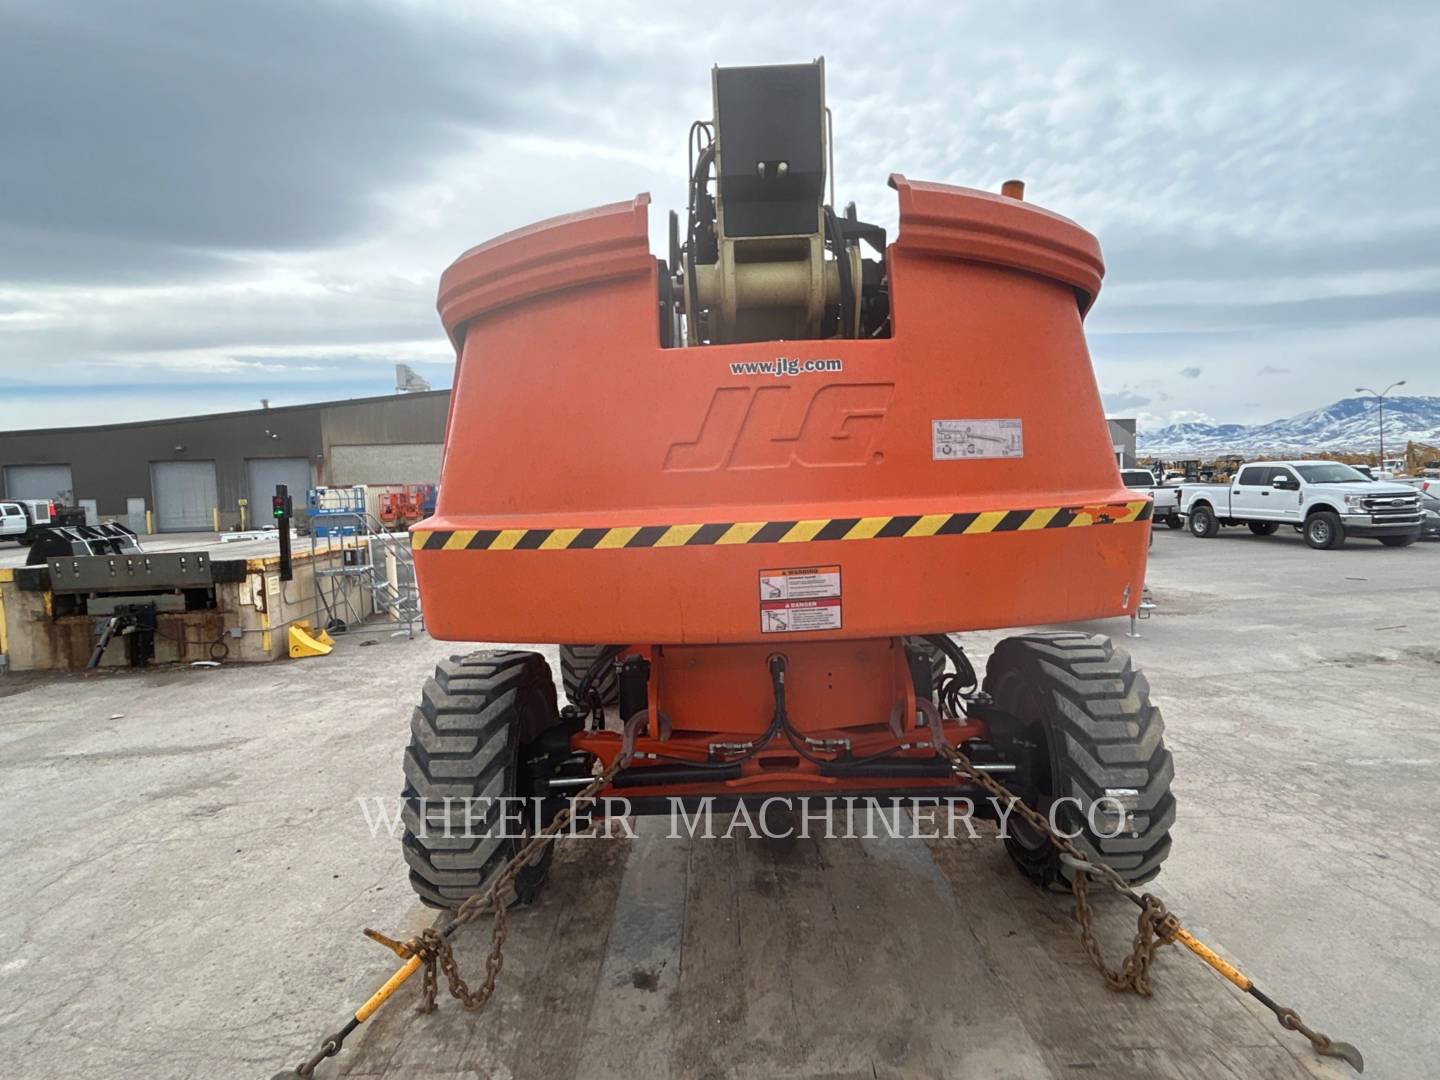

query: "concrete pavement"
left=0, top=525, right=1434, bottom=1077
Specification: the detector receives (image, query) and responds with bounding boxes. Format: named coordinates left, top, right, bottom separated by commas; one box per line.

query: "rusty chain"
left=385, top=731, right=1359, bottom=1071
left=412, top=739, right=1161, bottom=1014
left=934, top=740, right=1175, bottom=994
left=286, top=727, right=1359, bottom=1075
left=404, top=752, right=630, bottom=1015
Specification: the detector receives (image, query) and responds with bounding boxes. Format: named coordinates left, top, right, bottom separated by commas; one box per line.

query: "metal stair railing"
left=359, top=513, right=424, bottom=638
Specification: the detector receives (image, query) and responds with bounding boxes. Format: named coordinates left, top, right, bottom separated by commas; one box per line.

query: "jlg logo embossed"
left=665, top=383, right=894, bottom=471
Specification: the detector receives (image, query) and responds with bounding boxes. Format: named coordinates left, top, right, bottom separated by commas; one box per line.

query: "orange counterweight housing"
left=415, top=175, right=1148, bottom=645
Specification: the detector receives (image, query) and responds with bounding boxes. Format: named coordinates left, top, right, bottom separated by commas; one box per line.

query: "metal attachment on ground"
left=276, top=752, right=629, bottom=1078
left=938, top=740, right=1364, bottom=1073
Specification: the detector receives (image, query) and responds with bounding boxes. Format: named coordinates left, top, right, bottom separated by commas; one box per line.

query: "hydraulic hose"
left=769, top=653, right=922, bottom=770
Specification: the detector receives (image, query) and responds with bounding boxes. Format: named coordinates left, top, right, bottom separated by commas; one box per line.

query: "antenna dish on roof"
left=395, top=364, right=431, bottom=394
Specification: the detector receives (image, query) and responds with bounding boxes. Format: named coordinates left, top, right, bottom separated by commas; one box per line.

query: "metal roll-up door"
left=151, top=461, right=218, bottom=532
left=246, top=458, right=312, bottom=526
left=3, top=463, right=74, bottom=503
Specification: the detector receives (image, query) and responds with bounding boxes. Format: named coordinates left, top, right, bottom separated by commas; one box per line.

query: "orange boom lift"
left=409, top=60, right=1167, bottom=893
left=271, top=60, right=1367, bottom=1078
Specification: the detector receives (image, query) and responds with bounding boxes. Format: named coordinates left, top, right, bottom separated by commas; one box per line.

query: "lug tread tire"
left=984, top=632, right=1175, bottom=888
left=560, top=644, right=619, bottom=706
left=402, top=650, right=556, bottom=908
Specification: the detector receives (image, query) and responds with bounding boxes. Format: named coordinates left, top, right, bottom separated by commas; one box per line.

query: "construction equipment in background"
left=26, top=546, right=234, bottom=669
left=277, top=59, right=1362, bottom=1077
left=377, top=484, right=434, bottom=530
left=306, top=485, right=368, bottom=537
left=377, top=491, right=406, bottom=529
left=24, top=521, right=142, bottom=565
left=1404, top=440, right=1440, bottom=475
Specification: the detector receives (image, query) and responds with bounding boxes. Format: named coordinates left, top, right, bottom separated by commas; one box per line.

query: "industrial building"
left=0, top=391, right=449, bottom=532
left=1108, top=417, right=1138, bottom=468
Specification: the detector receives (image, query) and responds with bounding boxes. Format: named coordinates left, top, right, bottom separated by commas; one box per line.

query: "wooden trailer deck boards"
left=336, top=820, right=1345, bottom=1080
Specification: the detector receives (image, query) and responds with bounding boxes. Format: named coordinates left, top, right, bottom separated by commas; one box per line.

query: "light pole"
left=1355, top=380, right=1406, bottom=471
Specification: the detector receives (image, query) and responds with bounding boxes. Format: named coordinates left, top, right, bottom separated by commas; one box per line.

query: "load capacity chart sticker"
left=759, top=565, right=842, bottom=633
left=932, top=418, right=1023, bottom=460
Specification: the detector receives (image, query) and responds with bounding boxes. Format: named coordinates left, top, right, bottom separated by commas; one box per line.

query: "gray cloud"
left=1100, top=288, right=1440, bottom=334
left=0, top=0, right=620, bottom=282
left=1257, top=365, right=1290, bottom=375
left=0, top=0, right=1437, bottom=430
left=1103, top=390, right=1153, bottom=411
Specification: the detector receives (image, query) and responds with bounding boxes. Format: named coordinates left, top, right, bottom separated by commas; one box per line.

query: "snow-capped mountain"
left=1136, top=396, right=1440, bottom=456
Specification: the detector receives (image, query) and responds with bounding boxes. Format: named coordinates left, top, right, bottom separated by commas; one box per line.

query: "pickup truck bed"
left=1121, top=469, right=1182, bottom=528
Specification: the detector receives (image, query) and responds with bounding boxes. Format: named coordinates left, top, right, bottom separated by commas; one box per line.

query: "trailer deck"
left=335, top=819, right=1345, bottom=1079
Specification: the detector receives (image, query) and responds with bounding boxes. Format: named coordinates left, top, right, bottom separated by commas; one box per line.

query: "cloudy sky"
left=2, top=0, right=1436, bottom=433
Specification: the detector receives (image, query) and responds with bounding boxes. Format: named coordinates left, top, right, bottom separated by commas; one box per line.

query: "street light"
left=1354, top=380, right=1406, bottom=471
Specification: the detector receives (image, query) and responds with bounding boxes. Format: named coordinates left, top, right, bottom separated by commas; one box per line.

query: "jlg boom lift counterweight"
left=410, top=58, right=1166, bottom=888
left=275, top=60, right=1362, bottom=1077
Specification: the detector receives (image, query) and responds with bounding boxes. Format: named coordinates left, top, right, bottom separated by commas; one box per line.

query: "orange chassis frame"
left=569, top=638, right=995, bottom=807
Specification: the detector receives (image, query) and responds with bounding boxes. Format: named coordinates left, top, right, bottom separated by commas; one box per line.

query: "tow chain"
left=413, top=751, right=629, bottom=1014
left=278, top=736, right=1362, bottom=1077
left=936, top=740, right=1365, bottom=1073
left=275, top=753, right=629, bottom=1079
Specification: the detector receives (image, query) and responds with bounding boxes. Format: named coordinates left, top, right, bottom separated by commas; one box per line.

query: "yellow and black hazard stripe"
left=412, top=500, right=1151, bottom=551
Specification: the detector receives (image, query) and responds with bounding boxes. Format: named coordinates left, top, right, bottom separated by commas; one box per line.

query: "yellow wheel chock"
left=288, top=620, right=335, bottom=659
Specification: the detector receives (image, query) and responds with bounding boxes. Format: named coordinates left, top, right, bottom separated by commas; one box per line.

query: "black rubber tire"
left=1379, top=534, right=1417, bottom=548
left=402, top=650, right=562, bottom=909
left=1248, top=522, right=1279, bottom=536
left=982, top=632, right=1174, bottom=888
left=1304, top=511, right=1344, bottom=550
left=560, top=644, right=619, bottom=707
left=1188, top=505, right=1219, bottom=538
left=1164, top=515, right=1184, bottom=530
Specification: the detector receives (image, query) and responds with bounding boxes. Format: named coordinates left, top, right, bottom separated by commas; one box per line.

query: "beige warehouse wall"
left=319, top=392, right=449, bottom=486
left=329, top=443, right=443, bottom=485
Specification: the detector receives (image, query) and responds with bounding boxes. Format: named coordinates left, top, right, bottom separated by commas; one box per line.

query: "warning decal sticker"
left=759, top=565, right=842, bottom=633
left=932, top=418, right=1023, bottom=460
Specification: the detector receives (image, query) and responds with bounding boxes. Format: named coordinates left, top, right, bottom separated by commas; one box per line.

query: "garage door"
left=247, top=458, right=312, bottom=526
left=3, top=463, right=74, bottom=503
left=151, top=461, right=218, bottom=532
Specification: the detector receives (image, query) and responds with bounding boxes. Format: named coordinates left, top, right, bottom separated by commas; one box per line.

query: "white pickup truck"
left=1179, top=460, right=1423, bottom=549
left=0, top=499, right=56, bottom=545
left=1121, top=469, right=1182, bottom=528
